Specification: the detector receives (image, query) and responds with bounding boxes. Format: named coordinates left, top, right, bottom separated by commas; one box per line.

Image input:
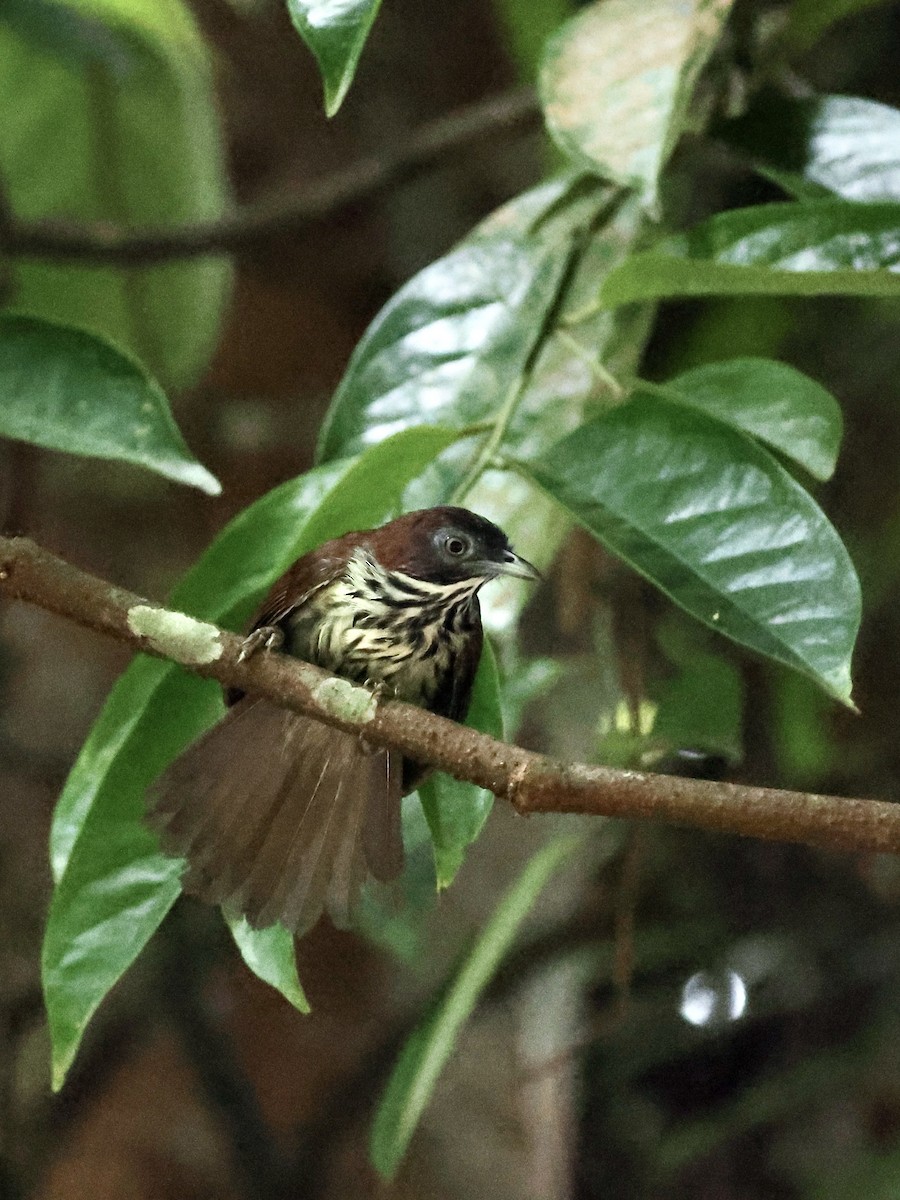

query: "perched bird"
left=149, top=506, right=539, bottom=937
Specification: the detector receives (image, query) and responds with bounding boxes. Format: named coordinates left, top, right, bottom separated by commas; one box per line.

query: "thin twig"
left=0, top=88, right=541, bottom=266
left=1, top=533, right=898, bottom=858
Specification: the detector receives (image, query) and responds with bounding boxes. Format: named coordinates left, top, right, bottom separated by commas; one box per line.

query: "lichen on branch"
left=1, top=533, right=898, bottom=859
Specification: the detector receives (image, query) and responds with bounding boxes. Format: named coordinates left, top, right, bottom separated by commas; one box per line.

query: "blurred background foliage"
left=2, top=0, right=900, bottom=1197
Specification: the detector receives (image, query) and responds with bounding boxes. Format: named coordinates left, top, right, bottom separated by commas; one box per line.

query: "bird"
left=148, top=506, right=539, bottom=937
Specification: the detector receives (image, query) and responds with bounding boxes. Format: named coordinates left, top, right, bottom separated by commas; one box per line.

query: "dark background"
left=4, top=1, right=900, bottom=1197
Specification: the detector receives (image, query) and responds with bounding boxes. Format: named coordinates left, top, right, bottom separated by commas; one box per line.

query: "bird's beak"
left=495, top=549, right=542, bottom=581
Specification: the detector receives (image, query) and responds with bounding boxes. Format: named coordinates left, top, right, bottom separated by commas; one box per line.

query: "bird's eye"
left=445, top=535, right=469, bottom=557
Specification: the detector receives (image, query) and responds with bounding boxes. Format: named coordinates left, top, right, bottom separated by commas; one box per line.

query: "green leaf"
left=539, top=0, right=733, bottom=205
left=44, top=425, right=462, bottom=1088
left=41, top=669, right=208, bottom=1091
left=286, top=0, right=382, bottom=116
left=0, top=0, right=135, bottom=69
left=660, top=357, right=843, bottom=481
left=317, top=176, right=599, bottom=464
left=653, top=615, right=744, bottom=764
left=320, top=179, right=650, bottom=627
left=431, top=187, right=653, bottom=636
left=0, top=315, right=219, bottom=492
left=370, top=835, right=581, bottom=1178
left=522, top=399, right=861, bottom=704
left=722, top=93, right=900, bottom=203
left=418, top=640, right=504, bottom=890
left=227, top=916, right=310, bottom=1013
left=0, top=0, right=232, bottom=387
left=491, top=0, right=573, bottom=82
left=601, top=201, right=900, bottom=306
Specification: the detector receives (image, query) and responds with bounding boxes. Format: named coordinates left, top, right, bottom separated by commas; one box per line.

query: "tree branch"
left=0, top=88, right=541, bottom=266
left=1, top=533, right=897, bottom=858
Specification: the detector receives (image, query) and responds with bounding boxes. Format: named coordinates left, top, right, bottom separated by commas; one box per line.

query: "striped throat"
left=286, top=548, right=483, bottom=705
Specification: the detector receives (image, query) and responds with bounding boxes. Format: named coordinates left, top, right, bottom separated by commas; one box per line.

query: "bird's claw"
left=364, top=678, right=391, bottom=701
left=237, top=625, right=284, bottom=663
left=358, top=680, right=392, bottom=755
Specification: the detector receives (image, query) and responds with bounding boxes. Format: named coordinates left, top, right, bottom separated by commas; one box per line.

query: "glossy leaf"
left=318, top=221, right=570, bottom=461
left=540, top=0, right=733, bottom=205
left=661, top=357, right=843, bottom=481
left=0, top=315, right=219, bottom=492
left=370, top=835, right=581, bottom=1178
left=523, top=399, right=861, bottom=704
left=228, top=917, right=310, bottom=1013
left=286, top=0, right=382, bottom=116
left=0, top=0, right=232, bottom=387
left=723, top=93, right=900, bottom=203
left=442, top=187, right=653, bottom=638
left=601, top=201, right=900, bottom=306
left=42, top=669, right=209, bottom=1091
left=321, top=179, right=650, bottom=645
left=418, top=640, right=504, bottom=890
left=44, top=426, right=462, bottom=1088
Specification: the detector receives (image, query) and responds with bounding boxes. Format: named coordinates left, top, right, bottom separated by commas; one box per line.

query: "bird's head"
left=368, top=506, right=540, bottom=586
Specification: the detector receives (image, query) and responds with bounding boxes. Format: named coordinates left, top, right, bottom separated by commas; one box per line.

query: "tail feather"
left=275, top=774, right=361, bottom=933
left=236, top=729, right=358, bottom=929
left=147, top=698, right=404, bottom=936
left=362, top=748, right=404, bottom=882
left=323, top=785, right=369, bottom=930
left=153, top=701, right=293, bottom=885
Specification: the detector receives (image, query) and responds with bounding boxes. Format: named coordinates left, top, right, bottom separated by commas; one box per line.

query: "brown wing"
left=148, top=697, right=403, bottom=936
left=250, top=531, right=374, bottom=632
left=226, top=532, right=373, bottom=707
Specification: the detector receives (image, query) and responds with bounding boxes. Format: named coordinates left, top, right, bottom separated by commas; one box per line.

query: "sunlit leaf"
left=317, top=176, right=599, bottom=464
left=370, top=835, right=581, bottom=1178
left=418, top=640, right=504, bottom=890
left=601, top=201, right=900, bottom=305
left=0, top=315, right=219, bottom=492
left=523, top=398, right=861, bottom=704
left=0, top=0, right=232, bottom=387
left=660, top=357, right=843, bottom=481
left=540, top=0, right=733, bottom=205
left=228, top=917, right=310, bottom=1013
left=286, top=0, right=382, bottom=116
left=443, top=187, right=652, bottom=637
left=319, top=177, right=650, bottom=646
left=44, top=426, right=462, bottom=1089
left=722, top=93, right=900, bottom=203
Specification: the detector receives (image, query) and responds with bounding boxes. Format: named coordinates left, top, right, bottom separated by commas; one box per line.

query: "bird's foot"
left=363, top=678, right=392, bottom=701
left=237, top=624, right=284, bottom=663
left=358, top=679, right=393, bottom=755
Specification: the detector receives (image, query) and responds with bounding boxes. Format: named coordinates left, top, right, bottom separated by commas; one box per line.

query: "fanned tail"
left=147, top=699, right=404, bottom=937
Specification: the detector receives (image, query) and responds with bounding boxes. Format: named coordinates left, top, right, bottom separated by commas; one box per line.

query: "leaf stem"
left=451, top=226, right=593, bottom=504
left=451, top=373, right=529, bottom=504
left=554, top=329, right=626, bottom=396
